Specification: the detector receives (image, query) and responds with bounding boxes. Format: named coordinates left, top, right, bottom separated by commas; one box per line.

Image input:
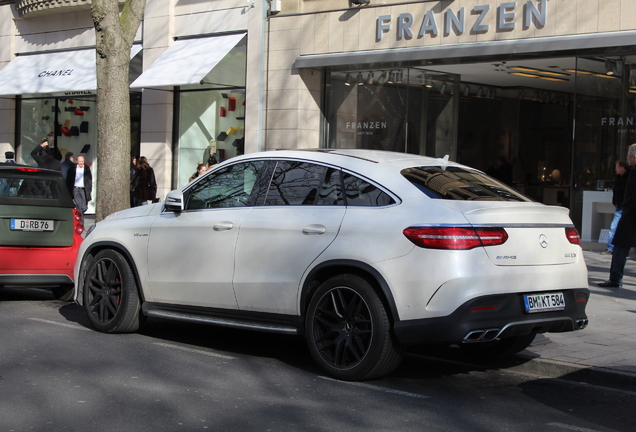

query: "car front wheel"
left=83, top=249, right=142, bottom=333
left=306, top=274, right=403, bottom=381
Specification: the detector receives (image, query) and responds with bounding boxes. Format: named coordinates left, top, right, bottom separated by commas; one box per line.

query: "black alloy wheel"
left=83, top=249, right=142, bottom=333
left=306, top=274, right=402, bottom=381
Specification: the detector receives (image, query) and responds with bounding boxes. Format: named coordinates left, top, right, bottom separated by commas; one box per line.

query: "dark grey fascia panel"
left=293, top=30, right=636, bottom=68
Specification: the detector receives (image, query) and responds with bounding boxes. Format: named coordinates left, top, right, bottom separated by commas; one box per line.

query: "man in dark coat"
left=66, top=155, right=93, bottom=218
left=30, top=138, right=61, bottom=170
left=598, top=144, right=636, bottom=288
left=61, top=151, right=74, bottom=181
left=601, top=160, right=629, bottom=255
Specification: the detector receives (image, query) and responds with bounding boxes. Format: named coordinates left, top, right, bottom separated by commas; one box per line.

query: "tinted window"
left=401, top=166, right=531, bottom=202
left=185, top=161, right=266, bottom=210
left=0, top=171, right=71, bottom=207
left=264, top=161, right=327, bottom=206
left=343, top=173, right=395, bottom=207
left=316, top=168, right=344, bottom=206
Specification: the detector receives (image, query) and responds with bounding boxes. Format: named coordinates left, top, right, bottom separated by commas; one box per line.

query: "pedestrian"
left=61, top=152, right=74, bottom=180
left=66, top=155, right=93, bottom=220
left=189, top=162, right=207, bottom=182
left=598, top=144, right=636, bottom=288
left=601, top=160, right=630, bottom=255
left=30, top=138, right=61, bottom=170
left=130, top=156, right=138, bottom=207
left=132, top=156, right=157, bottom=206
left=4, top=151, right=16, bottom=164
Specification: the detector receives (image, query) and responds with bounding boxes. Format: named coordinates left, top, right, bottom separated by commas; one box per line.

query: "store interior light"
left=387, top=71, right=395, bottom=84
left=357, top=72, right=364, bottom=85
left=344, top=73, right=353, bottom=86
left=425, top=77, right=434, bottom=88
left=463, top=85, right=470, bottom=96
left=396, top=71, right=403, bottom=83
left=477, top=87, right=484, bottom=97
left=440, top=83, right=447, bottom=94
left=366, top=72, right=374, bottom=85
left=605, top=60, right=615, bottom=75
left=377, top=71, right=387, bottom=84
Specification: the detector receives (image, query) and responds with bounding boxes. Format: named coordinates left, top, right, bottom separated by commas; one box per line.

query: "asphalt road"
left=1, top=286, right=634, bottom=432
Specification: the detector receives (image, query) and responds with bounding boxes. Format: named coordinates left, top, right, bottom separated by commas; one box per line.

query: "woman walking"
left=132, top=156, right=157, bottom=206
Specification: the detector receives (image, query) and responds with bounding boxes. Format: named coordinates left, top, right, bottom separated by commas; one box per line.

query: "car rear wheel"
left=306, top=274, right=403, bottom=381
left=83, top=249, right=142, bottom=333
left=460, top=332, right=537, bottom=360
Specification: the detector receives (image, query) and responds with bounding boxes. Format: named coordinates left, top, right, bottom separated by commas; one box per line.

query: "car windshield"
left=401, top=166, right=531, bottom=202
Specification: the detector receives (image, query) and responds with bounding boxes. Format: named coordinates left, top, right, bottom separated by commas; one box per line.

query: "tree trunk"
left=92, top=0, right=146, bottom=221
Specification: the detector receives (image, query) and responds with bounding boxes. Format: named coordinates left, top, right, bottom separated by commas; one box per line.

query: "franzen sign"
left=376, top=0, right=547, bottom=41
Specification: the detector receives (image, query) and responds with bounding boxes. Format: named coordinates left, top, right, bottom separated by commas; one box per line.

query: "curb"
left=504, top=354, right=636, bottom=393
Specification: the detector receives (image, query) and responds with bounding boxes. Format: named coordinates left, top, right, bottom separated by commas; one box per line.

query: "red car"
left=0, top=163, right=84, bottom=300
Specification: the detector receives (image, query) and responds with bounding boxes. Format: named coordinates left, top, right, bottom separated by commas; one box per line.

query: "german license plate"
left=10, top=219, right=54, bottom=232
left=523, top=292, right=565, bottom=313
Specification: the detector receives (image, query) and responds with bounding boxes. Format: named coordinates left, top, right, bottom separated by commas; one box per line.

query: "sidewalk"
left=516, top=249, right=636, bottom=386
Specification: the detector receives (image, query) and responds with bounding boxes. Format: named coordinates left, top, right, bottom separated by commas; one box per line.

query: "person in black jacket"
left=30, top=138, right=61, bottom=171
left=599, top=145, right=636, bottom=288
left=601, top=160, right=630, bottom=255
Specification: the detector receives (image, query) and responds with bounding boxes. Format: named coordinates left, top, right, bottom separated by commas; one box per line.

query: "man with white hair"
left=598, top=143, right=636, bottom=288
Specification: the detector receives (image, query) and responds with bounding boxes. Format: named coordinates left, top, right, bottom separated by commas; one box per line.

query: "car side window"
left=184, top=161, right=266, bottom=210
left=264, top=161, right=332, bottom=206
left=343, top=172, right=395, bottom=207
left=316, top=168, right=344, bottom=206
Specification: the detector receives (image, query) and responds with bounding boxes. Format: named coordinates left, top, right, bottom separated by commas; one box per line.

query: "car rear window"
left=0, top=170, right=74, bottom=207
left=401, top=166, right=531, bottom=202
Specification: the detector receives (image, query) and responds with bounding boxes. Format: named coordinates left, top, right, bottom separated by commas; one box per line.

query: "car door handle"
left=302, top=225, right=326, bottom=235
left=213, top=222, right=234, bottom=231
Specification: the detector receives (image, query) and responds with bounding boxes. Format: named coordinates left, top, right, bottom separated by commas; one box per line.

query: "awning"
left=130, top=33, right=246, bottom=89
left=293, top=30, right=636, bottom=69
left=0, top=45, right=143, bottom=96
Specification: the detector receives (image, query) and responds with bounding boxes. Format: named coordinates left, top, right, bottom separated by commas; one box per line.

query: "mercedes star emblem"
left=539, top=234, right=548, bottom=248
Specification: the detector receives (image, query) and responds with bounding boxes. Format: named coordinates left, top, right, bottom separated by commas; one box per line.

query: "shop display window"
left=18, top=96, right=97, bottom=214
left=325, top=68, right=458, bottom=159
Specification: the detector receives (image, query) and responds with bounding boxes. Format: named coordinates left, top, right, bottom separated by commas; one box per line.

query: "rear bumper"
left=0, top=240, right=81, bottom=285
left=393, top=288, right=590, bottom=346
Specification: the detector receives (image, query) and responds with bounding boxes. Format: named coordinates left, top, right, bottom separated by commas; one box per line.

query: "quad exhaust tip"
left=576, top=319, right=588, bottom=330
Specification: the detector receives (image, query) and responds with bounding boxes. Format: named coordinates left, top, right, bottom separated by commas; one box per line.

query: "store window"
left=177, top=37, right=247, bottom=189
left=18, top=95, right=97, bottom=213
left=325, top=68, right=459, bottom=159
left=17, top=93, right=141, bottom=214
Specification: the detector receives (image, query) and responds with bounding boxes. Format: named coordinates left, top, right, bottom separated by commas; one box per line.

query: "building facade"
left=0, top=0, right=635, bottom=240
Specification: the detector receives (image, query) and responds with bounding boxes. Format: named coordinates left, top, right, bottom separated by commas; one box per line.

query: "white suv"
left=74, top=150, right=589, bottom=381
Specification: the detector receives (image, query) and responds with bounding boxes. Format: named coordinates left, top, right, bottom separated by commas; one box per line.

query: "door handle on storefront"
left=302, top=225, right=326, bottom=235
left=213, top=222, right=234, bottom=231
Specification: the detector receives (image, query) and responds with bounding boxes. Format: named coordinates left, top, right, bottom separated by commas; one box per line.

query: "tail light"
left=403, top=226, right=508, bottom=250
left=565, top=227, right=581, bottom=245
left=73, top=209, right=84, bottom=236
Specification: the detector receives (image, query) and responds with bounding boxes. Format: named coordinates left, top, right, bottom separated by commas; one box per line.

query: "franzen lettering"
left=602, top=117, right=635, bottom=127
left=377, top=0, right=546, bottom=41
left=38, top=69, right=74, bottom=78
left=346, top=122, right=387, bottom=130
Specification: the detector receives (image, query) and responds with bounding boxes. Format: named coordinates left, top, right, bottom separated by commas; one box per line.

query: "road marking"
left=547, top=422, right=604, bottom=432
left=28, top=318, right=92, bottom=331
left=153, top=342, right=236, bottom=360
left=318, top=376, right=429, bottom=399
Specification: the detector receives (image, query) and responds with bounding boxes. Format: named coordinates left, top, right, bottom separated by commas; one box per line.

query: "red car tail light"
left=16, top=167, right=40, bottom=172
left=565, top=227, right=581, bottom=245
left=73, top=209, right=84, bottom=236
left=403, top=226, right=508, bottom=250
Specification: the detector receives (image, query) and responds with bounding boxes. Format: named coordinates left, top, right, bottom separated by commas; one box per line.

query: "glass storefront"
left=326, top=68, right=459, bottom=159
left=16, top=93, right=141, bottom=214
left=323, top=51, right=636, bottom=236
left=176, top=36, right=247, bottom=189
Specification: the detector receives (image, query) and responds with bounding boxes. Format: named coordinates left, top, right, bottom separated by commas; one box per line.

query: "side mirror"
left=164, top=190, right=184, bottom=212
